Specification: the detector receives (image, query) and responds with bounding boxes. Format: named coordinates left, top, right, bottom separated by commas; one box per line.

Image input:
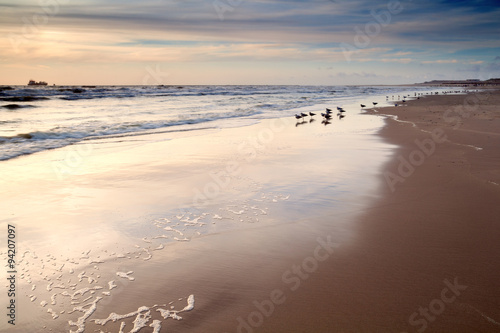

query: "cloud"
left=1, top=0, right=500, bottom=84
left=421, top=59, right=459, bottom=64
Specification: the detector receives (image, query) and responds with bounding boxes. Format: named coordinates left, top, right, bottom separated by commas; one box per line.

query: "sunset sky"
left=1, top=0, right=500, bottom=85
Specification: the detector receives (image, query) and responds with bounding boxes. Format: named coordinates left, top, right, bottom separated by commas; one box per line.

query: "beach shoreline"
left=1, top=98, right=391, bottom=332
left=2, top=89, right=499, bottom=333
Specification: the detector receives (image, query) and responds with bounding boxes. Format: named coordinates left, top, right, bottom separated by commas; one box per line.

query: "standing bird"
left=295, top=114, right=303, bottom=120
left=326, top=108, right=332, bottom=112
left=372, top=102, right=378, bottom=106
left=309, top=112, right=316, bottom=117
left=338, top=114, right=345, bottom=119
left=360, top=104, right=366, bottom=108
left=301, top=112, right=308, bottom=118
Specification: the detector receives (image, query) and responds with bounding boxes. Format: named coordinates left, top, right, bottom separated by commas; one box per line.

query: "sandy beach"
left=2, top=89, right=500, bottom=333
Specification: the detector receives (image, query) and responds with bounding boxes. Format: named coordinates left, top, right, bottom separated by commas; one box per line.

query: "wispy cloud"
left=421, top=59, right=459, bottom=64
left=1, top=0, right=500, bottom=84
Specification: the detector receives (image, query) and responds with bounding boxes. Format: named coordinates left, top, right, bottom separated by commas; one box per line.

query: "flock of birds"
left=294, top=91, right=471, bottom=124
left=294, top=101, right=380, bottom=124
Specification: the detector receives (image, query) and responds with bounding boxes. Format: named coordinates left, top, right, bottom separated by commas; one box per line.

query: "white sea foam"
left=116, top=271, right=135, bottom=281
left=108, top=280, right=117, bottom=290
left=47, top=308, right=59, bottom=319
left=130, top=310, right=151, bottom=333
left=150, top=320, right=162, bottom=333
left=68, top=297, right=102, bottom=333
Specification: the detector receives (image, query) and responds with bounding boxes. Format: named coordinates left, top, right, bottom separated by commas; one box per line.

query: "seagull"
left=309, top=112, right=316, bottom=117
left=360, top=104, right=366, bottom=108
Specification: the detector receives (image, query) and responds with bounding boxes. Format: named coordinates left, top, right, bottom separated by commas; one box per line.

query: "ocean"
left=0, top=84, right=454, bottom=161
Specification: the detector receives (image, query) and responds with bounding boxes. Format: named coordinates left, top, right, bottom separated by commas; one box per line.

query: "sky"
left=1, top=0, right=500, bottom=85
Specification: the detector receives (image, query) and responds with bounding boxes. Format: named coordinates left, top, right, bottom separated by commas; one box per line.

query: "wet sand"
left=1, top=105, right=389, bottom=332
left=2, top=90, right=500, bottom=332
left=175, top=90, right=500, bottom=332
left=270, top=90, right=500, bottom=332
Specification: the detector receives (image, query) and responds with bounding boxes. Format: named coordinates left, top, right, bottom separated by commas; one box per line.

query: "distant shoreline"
left=1, top=82, right=498, bottom=87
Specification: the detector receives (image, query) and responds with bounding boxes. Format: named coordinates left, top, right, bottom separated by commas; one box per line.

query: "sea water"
left=0, top=85, right=456, bottom=161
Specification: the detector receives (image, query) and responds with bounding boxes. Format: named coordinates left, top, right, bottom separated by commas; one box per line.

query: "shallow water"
left=0, top=85, right=455, bottom=161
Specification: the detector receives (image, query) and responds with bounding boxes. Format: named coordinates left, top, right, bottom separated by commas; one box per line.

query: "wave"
left=0, top=85, right=459, bottom=162
left=1, top=104, right=36, bottom=110
left=0, top=107, right=262, bottom=161
left=1, top=96, right=49, bottom=102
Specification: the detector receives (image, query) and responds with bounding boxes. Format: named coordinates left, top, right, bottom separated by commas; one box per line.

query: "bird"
left=295, top=114, right=303, bottom=120
left=372, top=102, right=378, bottom=106
left=325, top=109, right=332, bottom=114
left=338, top=108, right=346, bottom=113
left=336, top=106, right=343, bottom=111
left=360, top=104, right=366, bottom=108
left=326, top=108, right=332, bottom=112
left=338, top=114, right=345, bottom=119
left=309, top=112, right=316, bottom=117
left=301, top=112, right=308, bottom=118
